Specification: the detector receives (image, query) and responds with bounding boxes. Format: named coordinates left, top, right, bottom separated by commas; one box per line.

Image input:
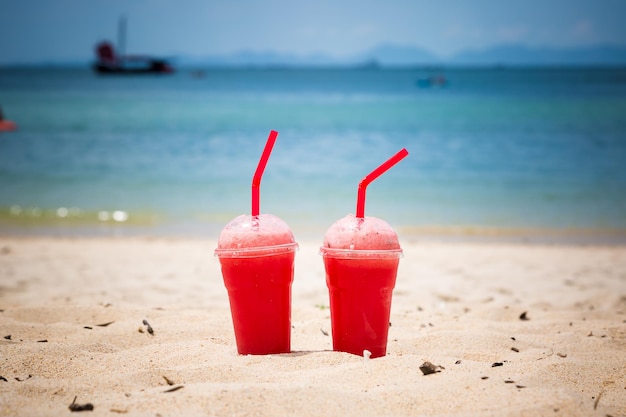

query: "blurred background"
left=1, top=0, right=625, bottom=242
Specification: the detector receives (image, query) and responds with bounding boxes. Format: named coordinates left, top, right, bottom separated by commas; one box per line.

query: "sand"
left=0, top=236, right=625, bottom=416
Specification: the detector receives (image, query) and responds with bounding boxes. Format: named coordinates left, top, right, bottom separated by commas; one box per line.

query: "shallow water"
left=1, top=66, right=625, bottom=241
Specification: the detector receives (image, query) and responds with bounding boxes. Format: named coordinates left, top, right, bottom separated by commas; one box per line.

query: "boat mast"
left=118, top=15, right=127, bottom=59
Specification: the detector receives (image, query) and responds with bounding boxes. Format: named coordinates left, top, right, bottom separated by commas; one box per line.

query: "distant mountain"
left=179, top=45, right=442, bottom=68
left=175, top=44, right=440, bottom=68
left=4, top=43, right=626, bottom=69
left=175, top=43, right=626, bottom=68
left=175, top=50, right=346, bottom=68
left=354, top=44, right=441, bottom=66
left=449, top=44, right=626, bottom=66
left=174, top=44, right=440, bottom=68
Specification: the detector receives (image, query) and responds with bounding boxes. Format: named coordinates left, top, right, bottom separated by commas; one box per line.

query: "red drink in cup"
left=216, top=214, right=297, bottom=355
left=321, top=148, right=408, bottom=358
left=321, top=215, right=402, bottom=358
left=215, top=131, right=298, bottom=355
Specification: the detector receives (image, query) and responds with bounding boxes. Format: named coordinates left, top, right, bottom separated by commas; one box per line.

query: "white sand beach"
left=0, top=236, right=625, bottom=416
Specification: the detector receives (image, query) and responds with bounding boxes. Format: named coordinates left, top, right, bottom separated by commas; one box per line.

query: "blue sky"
left=1, top=0, right=625, bottom=64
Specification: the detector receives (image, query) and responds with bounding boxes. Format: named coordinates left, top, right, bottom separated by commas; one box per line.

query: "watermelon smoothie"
left=215, top=213, right=298, bottom=355
left=321, top=214, right=402, bottom=358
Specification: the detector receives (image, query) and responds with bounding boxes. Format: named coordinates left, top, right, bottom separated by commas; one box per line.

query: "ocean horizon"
left=1, top=66, right=625, bottom=243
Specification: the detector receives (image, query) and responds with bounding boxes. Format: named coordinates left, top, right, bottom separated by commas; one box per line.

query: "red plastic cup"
left=321, top=148, right=408, bottom=358
left=215, top=214, right=298, bottom=355
left=321, top=215, right=402, bottom=358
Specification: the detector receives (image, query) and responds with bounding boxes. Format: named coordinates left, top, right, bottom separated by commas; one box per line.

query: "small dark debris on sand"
left=83, top=326, right=92, bottom=330
left=96, top=321, right=115, bottom=327
left=163, top=385, right=184, bottom=393
left=481, top=376, right=489, bottom=380
left=142, top=319, right=154, bottom=335
left=455, top=360, right=461, bottom=364
left=511, top=347, right=519, bottom=352
left=37, top=339, right=48, bottom=343
left=4, top=335, right=11, bottom=340
left=505, top=380, right=515, bottom=384
left=492, top=362, right=504, bottom=367
left=15, top=375, right=32, bottom=382
left=0, top=376, right=7, bottom=382
left=594, top=390, right=604, bottom=410
left=419, top=361, right=443, bottom=375
left=519, top=311, right=529, bottom=321
left=320, top=328, right=328, bottom=336
left=162, top=376, right=175, bottom=386
left=68, top=396, right=94, bottom=412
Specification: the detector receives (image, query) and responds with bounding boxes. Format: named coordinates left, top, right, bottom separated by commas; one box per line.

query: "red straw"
left=356, top=148, right=409, bottom=218
left=251, top=130, right=278, bottom=217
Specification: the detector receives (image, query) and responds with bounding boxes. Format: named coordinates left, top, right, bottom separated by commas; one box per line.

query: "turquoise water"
left=1, top=67, right=626, bottom=240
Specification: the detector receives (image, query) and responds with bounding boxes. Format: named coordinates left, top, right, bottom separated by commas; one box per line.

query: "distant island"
left=140, top=43, right=626, bottom=68
left=2, top=43, right=626, bottom=68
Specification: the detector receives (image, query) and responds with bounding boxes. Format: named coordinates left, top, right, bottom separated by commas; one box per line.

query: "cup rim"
left=319, top=246, right=403, bottom=259
left=215, top=242, right=299, bottom=258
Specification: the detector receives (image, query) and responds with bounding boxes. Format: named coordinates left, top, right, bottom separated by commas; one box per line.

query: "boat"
left=93, top=42, right=173, bottom=74
left=417, top=74, right=447, bottom=88
left=93, top=17, right=173, bottom=75
left=0, top=107, right=17, bottom=132
left=0, top=120, right=17, bottom=132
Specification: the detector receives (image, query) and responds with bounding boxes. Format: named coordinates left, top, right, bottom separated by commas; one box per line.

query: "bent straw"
left=252, top=130, right=279, bottom=217
left=356, top=148, right=409, bottom=218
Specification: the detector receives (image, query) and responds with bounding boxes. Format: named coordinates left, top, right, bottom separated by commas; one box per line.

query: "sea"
left=1, top=66, right=626, bottom=243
